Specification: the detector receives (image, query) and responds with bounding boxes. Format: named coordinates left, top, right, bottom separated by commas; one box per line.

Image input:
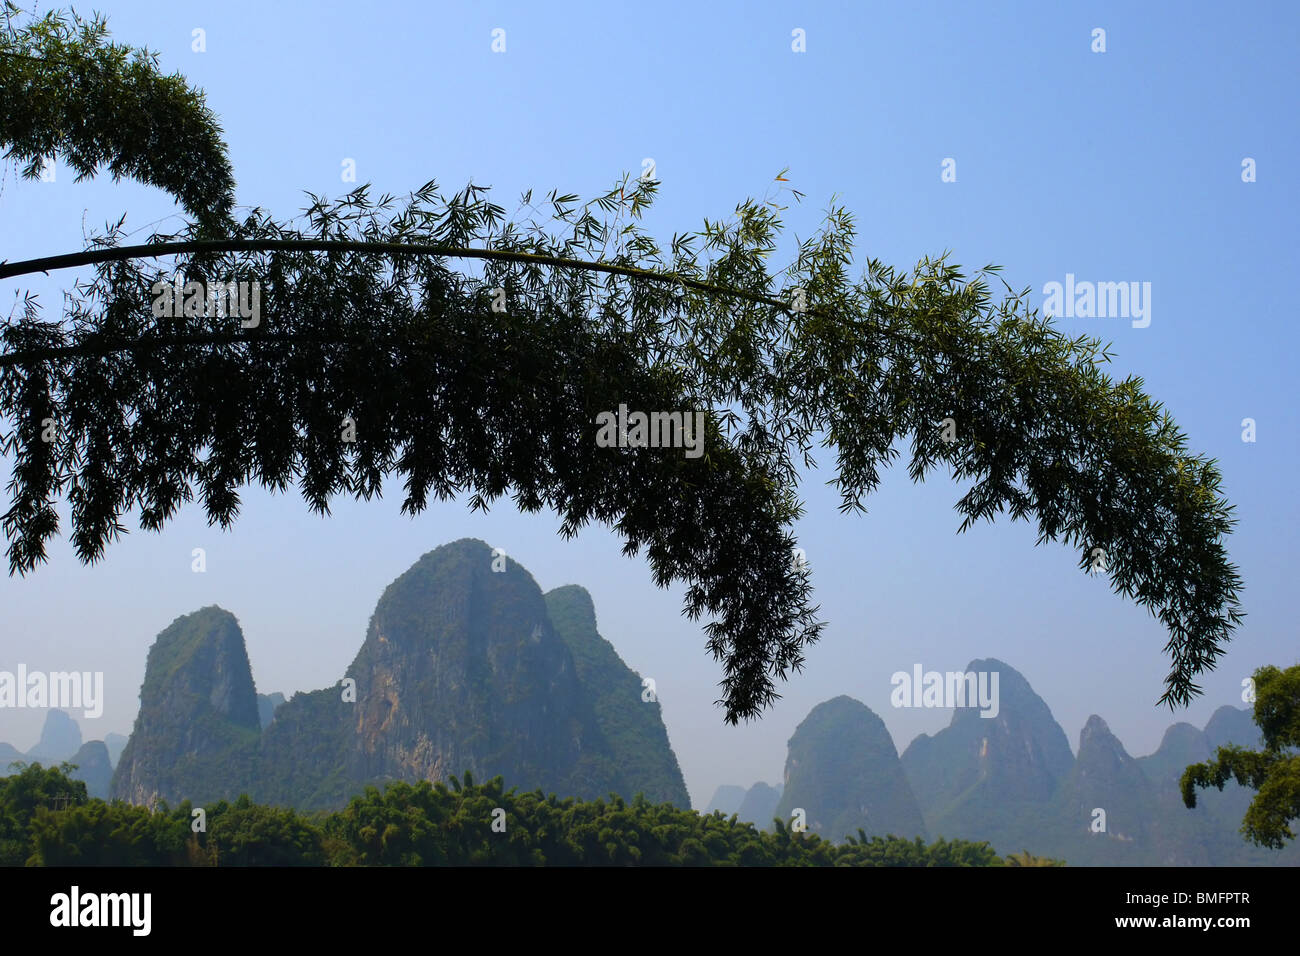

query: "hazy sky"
left=2, top=0, right=1297, bottom=808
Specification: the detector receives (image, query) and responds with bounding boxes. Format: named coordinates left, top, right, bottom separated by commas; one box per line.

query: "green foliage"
left=202, top=797, right=326, bottom=865
left=1003, top=849, right=1066, bottom=867
left=840, top=831, right=1012, bottom=867
left=0, top=3, right=235, bottom=231
left=0, top=181, right=815, bottom=725
left=28, top=797, right=190, bottom=865
left=0, top=761, right=87, bottom=864
left=3, top=765, right=1026, bottom=866
left=0, top=9, right=1243, bottom=720
left=1181, top=664, right=1300, bottom=848
left=321, top=774, right=1016, bottom=866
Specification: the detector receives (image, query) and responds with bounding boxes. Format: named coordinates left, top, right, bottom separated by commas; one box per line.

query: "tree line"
left=1, top=763, right=1060, bottom=866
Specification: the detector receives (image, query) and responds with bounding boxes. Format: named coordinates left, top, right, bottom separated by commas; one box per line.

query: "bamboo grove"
left=0, top=7, right=1244, bottom=722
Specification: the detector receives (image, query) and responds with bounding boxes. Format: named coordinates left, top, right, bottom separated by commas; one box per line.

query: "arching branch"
left=0, top=8, right=235, bottom=231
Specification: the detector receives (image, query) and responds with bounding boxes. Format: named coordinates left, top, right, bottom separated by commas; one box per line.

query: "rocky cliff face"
left=1050, top=715, right=1155, bottom=864
left=776, top=695, right=927, bottom=842
left=900, top=658, right=1073, bottom=850
left=545, top=583, right=690, bottom=808
left=110, top=539, right=690, bottom=812
left=110, top=606, right=261, bottom=805
left=338, top=539, right=597, bottom=797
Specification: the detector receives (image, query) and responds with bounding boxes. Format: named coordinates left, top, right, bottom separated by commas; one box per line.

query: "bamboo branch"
left=0, top=238, right=784, bottom=307
left=0, top=237, right=918, bottom=368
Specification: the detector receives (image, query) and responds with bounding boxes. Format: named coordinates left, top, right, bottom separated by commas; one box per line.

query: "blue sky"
left=2, top=0, right=1297, bottom=807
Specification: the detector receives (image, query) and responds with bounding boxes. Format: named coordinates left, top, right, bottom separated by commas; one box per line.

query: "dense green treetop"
left=7, top=763, right=1050, bottom=866
left=1182, top=664, right=1300, bottom=849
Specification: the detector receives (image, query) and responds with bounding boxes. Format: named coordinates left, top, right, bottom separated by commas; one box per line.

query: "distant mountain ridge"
left=899, top=657, right=1073, bottom=853
left=25, top=709, right=83, bottom=764
left=777, top=696, right=927, bottom=842
left=18, top=546, right=1291, bottom=864
left=712, top=660, right=1297, bottom=865
left=0, top=709, right=126, bottom=799
left=109, top=539, right=690, bottom=811
left=544, top=584, right=689, bottom=807
left=736, top=782, right=783, bottom=830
